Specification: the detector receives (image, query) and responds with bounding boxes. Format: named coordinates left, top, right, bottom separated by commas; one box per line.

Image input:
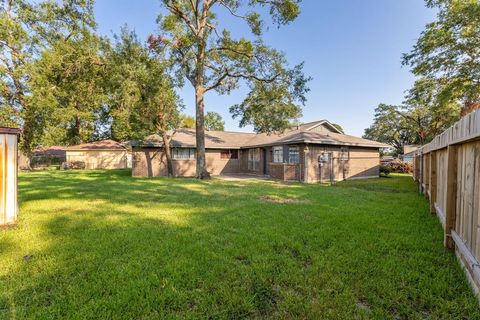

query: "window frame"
left=288, top=146, right=300, bottom=164
left=339, top=146, right=350, bottom=161
left=273, top=146, right=283, bottom=163
left=172, top=148, right=195, bottom=160
left=248, top=148, right=260, bottom=170
left=220, top=149, right=238, bottom=160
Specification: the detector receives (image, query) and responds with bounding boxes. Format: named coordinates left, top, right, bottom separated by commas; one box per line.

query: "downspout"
left=304, top=144, right=309, bottom=183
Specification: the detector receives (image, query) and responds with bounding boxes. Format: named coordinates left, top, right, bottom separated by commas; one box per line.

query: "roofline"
left=132, top=145, right=242, bottom=150
left=0, top=127, right=21, bottom=135
left=66, top=147, right=127, bottom=151
left=135, top=140, right=388, bottom=149
left=305, top=120, right=343, bottom=134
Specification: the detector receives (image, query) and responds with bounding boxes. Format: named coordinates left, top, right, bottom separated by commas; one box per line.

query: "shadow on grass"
left=0, top=170, right=478, bottom=319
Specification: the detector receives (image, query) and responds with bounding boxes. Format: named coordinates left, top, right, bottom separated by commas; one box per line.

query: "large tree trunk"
left=195, top=84, right=209, bottom=179
left=161, top=132, right=174, bottom=178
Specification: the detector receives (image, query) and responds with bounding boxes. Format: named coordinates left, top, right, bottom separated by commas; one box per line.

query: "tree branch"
left=218, top=0, right=246, bottom=20
left=165, top=2, right=198, bottom=35
left=205, top=67, right=280, bottom=92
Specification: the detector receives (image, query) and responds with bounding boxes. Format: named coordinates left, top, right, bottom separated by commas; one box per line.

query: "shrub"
left=388, top=160, right=412, bottom=173
left=62, top=161, right=86, bottom=170
left=380, top=164, right=391, bottom=176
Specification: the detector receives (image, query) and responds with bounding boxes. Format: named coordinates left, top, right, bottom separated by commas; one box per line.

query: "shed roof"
left=0, top=127, right=21, bottom=135
left=66, top=139, right=127, bottom=151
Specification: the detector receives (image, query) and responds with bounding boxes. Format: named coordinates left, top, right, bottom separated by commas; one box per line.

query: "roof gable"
left=301, top=120, right=342, bottom=134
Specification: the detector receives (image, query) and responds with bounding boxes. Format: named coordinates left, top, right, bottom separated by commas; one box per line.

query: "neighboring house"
left=132, top=120, right=389, bottom=183
left=18, top=146, right=66, bottom=169
left=66, top=140, right=132, bottom=170
left=401, top=145, right=421, bottom=163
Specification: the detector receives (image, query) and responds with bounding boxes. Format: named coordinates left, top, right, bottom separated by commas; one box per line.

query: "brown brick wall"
left=133, top=147, right=241, bottom=177
left=133, top=144, right=380, bottom=182
left=305, top=145, right=380, bottom=182
left=268, top=163, right=284, bottom=180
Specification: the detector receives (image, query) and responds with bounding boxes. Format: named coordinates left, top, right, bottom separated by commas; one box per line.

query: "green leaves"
left=403, top=0, right=480, bottom=115
left=204, top=112, right=225, bottom=131
left=107, top=27, right=182, bottom=141
left=230, top=63, right=309, bottom=134
left=154, top=0, right=309, bottom=137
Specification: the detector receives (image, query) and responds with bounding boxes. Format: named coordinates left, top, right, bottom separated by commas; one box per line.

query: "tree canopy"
left=149, top=0, right=310, bottom=178
left=0, top=0, right=97, bottom=157
left=403, top=0, right=480, bottom=116
left=204, top=111, right=224, bottom=131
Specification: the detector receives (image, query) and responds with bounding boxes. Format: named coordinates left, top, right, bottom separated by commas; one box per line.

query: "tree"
left=204, top=111, right=224, bottom=131
left=0, top=0, right=96, bottom=162
left=107, top=27, right=182, bottom=177
left=364, top=95, right=459, bottom=156
left=403, top=0, right=480, bottom=116
left=364, top=104, right=416, bottom=156
left=179, top=114, right=195, bottom=128
left=149, top=0, right=310, bottom=179
left=32, top=30, right=108, bottom=145
left=332, top=123, right=344, bottom=133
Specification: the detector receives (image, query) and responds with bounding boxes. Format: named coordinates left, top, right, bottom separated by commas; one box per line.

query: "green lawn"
left=1, top=170, right=479, bottom=319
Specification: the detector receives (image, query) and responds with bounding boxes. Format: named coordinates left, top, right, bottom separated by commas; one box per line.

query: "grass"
left=1, top=170, right=479, bottom=319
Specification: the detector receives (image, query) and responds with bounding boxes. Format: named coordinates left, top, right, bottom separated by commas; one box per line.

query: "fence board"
left=413, top=109, right=480, bottom=299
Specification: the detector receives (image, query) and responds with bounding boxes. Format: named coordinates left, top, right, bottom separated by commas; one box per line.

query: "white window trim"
left=172, top=148, right=195, bottom=160
left=273, top=146, right=283, bottom=163
left=288, top=146, right=300, bottom=164
left=339, top=147, right=350, bottom=161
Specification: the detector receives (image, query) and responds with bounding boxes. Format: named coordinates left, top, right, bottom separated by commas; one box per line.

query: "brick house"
left=132, top=120, right=389, bottom=182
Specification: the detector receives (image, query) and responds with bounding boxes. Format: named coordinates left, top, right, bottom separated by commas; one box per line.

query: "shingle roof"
left=66, top=139, right=127, bottom=151
left=33, top=146, right=66, bottom=157
left=244, top=128, right=389, bottom=148
left=135, top=121, right=389, bottom=149
left=140, top=129, right=255, bottom=149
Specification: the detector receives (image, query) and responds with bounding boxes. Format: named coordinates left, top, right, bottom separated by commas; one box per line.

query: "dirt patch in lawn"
left=260, top=195, right=307, bottom=204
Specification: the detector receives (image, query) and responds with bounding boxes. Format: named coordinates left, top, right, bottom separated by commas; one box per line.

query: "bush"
left=380, top=164, right=391, bottom=176
left=62, top=161, right=86, bottom=170
left=388, top=160, right=412, bottom=174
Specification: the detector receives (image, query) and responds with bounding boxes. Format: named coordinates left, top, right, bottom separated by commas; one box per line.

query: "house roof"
left=140, top=129, right=256, bottom=149
left=135, top=120, right=389, bottom=149
left=33, top=146, right=66, bottom=157
left=66, top=139, right=127, bottom=151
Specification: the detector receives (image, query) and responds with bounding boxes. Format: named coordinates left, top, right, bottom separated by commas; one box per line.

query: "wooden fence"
left=413, top=109, right=480, bottom=297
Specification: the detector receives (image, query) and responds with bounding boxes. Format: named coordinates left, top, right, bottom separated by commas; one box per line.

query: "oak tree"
left=149, top=0, right=310, bottom=179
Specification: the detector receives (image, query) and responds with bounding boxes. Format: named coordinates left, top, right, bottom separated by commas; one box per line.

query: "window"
left=220, top=149, right=238, bottom=159
left=288, top=146, right=300, bottom=164
left=339, top=147, right=349, bottom=161
left=248, top=148, right=260, bottom=170
left=172, top=148, right=195, bottom=160
left=273, top=146, right=283, bottom=163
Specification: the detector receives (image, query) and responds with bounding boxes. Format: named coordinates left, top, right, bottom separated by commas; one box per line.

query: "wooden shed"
left=66, top=140, right=131, bottom=170
left=0, top=127, right=20, bottom=227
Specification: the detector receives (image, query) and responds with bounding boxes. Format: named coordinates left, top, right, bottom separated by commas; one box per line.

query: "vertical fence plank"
left=430, top=151, right=437, bottom=214
left=445, top=145, right=458, bottom=249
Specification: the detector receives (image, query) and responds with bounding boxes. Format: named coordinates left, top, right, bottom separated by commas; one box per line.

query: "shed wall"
left=66, top=150, right=129, bottom=169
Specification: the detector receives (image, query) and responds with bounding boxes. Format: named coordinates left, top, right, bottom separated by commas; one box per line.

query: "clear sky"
left=94, top=0, right=436, bottom=137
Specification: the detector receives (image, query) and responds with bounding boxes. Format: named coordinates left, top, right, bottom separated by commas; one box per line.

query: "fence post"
left=429, top=151, right=437, bottom=215
left=444, top=145, right=458, bottom=249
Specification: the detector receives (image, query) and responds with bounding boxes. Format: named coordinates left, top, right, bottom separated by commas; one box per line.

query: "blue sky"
left=94, top=0, right=435, bottom=136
